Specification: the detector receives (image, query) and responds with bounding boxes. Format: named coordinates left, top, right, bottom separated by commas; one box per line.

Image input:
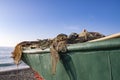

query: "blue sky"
left=0, top=0, right=120, bottom=46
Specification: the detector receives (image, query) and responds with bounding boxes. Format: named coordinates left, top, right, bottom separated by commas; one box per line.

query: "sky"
left=0, top=0, right=120, bottom=47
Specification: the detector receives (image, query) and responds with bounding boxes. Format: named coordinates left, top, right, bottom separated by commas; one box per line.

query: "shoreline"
left=0, top=67, right=29, bottom=73
left=0, top=68, right=36, bottom=80
left=0, top=65, right=29, bottom=72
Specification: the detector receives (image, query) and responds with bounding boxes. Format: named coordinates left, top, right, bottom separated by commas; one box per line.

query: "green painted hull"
left=22, top=38, right=120, bottom=80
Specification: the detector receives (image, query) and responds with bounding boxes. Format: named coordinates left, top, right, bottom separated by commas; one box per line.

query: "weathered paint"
left=22, top=38, right=120, bottom=80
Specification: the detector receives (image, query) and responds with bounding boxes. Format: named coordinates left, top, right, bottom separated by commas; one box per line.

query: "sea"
left=0, top=47, right=29, bottom=72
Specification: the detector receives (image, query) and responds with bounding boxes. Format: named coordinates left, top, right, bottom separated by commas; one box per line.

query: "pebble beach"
left=0, top=68, right=36, bottom=80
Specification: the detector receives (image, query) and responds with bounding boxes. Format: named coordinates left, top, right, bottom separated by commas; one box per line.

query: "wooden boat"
left=22, top=37, right=120, bottom=80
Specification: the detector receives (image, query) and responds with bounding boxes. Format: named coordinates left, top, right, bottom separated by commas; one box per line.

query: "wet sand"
left=0, top=68, right=36, bottom=80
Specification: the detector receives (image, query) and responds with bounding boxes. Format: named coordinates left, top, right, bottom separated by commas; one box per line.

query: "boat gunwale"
left=22, top=38, right=120, bottom=54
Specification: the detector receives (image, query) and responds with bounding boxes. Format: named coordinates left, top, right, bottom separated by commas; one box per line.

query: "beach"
left=0, top=68, right=36, bottom=80
left=0, top=47, right=36, bottom=80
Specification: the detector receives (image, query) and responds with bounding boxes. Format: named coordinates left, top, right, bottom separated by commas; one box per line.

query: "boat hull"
left=22, top=38, right=120, bottom=80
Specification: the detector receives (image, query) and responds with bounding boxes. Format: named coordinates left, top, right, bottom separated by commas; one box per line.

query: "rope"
left=50, top=34, right=68, bottom=75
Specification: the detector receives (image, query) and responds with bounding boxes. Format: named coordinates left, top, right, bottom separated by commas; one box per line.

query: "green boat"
left=22, top=37, right=120, bottom=80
